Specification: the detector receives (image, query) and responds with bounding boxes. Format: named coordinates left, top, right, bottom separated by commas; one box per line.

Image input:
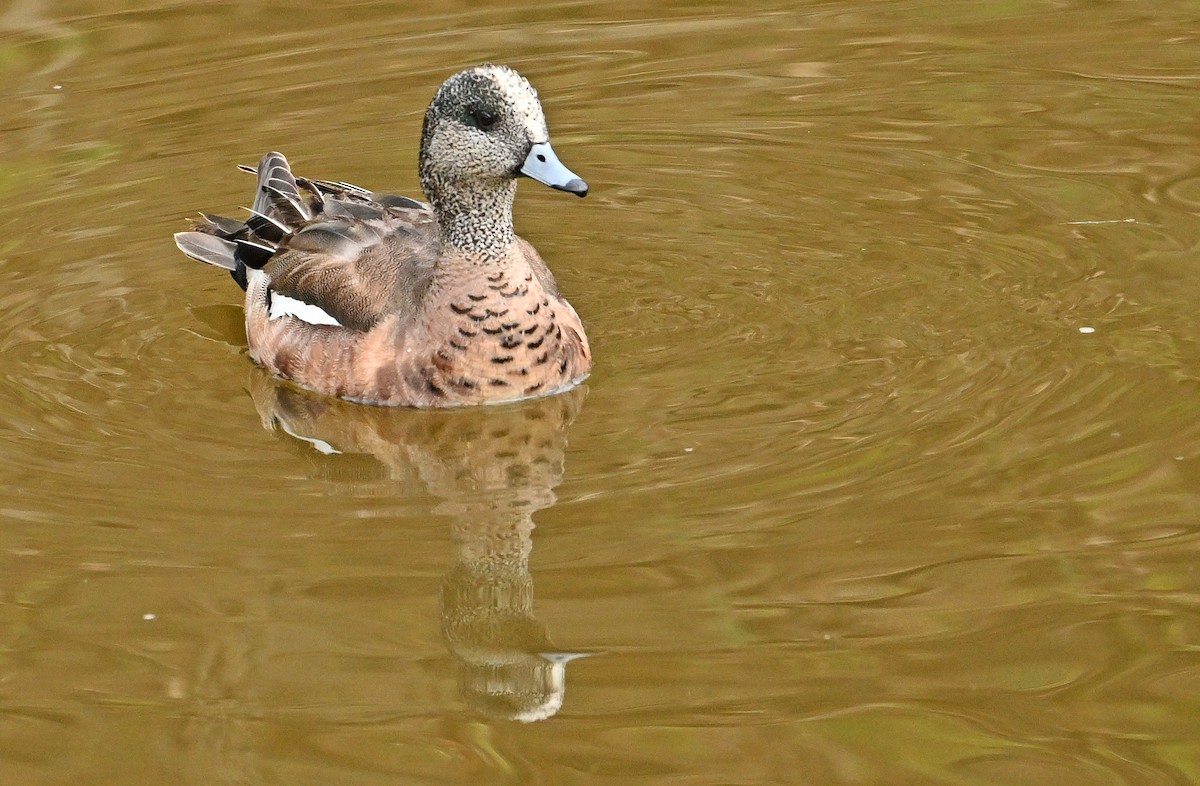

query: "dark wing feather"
left=200, top=213, right=247, bottom=236
left=253, top=151, right=309, bottom=220
left=174, top=231, right=237, bottom=270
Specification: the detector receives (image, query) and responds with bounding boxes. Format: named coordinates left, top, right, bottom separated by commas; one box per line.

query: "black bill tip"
left=555, top=178, right=588, bottom=198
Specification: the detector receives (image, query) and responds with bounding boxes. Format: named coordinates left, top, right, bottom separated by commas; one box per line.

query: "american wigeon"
left=174, top=64, right=591, bottom=407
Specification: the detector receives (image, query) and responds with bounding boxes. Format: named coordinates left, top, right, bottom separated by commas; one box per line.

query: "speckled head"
left=418, top=65, right=587, bottom=216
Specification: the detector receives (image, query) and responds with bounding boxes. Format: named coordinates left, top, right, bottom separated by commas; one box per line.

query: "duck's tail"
left=173, top=151, right=321, bottom=291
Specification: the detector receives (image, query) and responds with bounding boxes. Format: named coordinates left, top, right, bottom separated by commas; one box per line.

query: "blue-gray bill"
left=520, top=142, right=588, bottom=197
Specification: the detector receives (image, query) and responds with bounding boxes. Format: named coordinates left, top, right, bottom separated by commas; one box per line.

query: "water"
left=1, top=1, right=1199, bottom=783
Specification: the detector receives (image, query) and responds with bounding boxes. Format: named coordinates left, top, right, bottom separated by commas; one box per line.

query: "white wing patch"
left=268, top=292, right=342, bottom=326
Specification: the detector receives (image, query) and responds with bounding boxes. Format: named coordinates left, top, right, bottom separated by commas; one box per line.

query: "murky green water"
left=2, top=1, right=1199, bottom=783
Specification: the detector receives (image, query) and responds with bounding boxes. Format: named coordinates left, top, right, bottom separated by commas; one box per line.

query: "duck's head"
left=419, top=65, right=587, bottom=204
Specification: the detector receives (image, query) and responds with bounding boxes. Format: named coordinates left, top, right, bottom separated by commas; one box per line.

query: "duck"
left=173, top=64, right=592, bottom=408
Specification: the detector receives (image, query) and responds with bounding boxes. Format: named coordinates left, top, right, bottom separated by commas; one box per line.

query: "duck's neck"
left=429, top=180, right=517, bottom=261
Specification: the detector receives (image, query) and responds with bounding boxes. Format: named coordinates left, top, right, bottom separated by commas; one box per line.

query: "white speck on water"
left=142, top=613, right=156, bottom=621
left=1079, top=326, right=1095, bottom=334
left=684, top=447, right=694, bottom=453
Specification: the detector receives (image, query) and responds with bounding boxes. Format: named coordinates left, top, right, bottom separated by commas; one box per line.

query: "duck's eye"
left=467, top=107, right=499, bottom=131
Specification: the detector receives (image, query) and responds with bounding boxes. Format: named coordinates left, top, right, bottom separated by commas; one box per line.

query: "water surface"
left=2, top=1, right=1199, bottom=783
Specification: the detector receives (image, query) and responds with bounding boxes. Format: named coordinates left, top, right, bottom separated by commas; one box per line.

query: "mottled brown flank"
left=374, top=363, right=401, bottom=398
left=273, top=344, right=298, bottom=378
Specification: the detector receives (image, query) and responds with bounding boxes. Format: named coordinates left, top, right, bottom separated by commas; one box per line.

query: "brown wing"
left=176, top=152, right=440, bottom=328
left=266, top=198, right=438, bottom=331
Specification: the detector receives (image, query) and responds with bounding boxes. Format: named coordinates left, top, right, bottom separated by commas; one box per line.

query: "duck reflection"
left=247, top=372, right=590, bottom=722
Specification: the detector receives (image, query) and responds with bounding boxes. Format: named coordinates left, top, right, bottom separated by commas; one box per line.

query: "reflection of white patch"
left=269, top=293, right=342, bottom=326
left=275, top=417, right=341, bottom=455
